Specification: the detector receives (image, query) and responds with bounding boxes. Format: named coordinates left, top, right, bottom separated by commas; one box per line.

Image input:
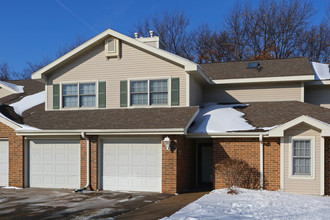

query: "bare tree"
left=0, top=62, right=14, bottom=80
left=133, top=11, right=193, bottom=60
left=300, top=22, right=330, bottom=63
left=225, top=2, right=251, bottom=61
left=192, top=24, right=231, bottom=63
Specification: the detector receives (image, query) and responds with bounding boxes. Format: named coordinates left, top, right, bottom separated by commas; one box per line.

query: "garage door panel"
left=103, top=140, right=161, bottom=192
left=29, top=140, right=80, bottom=189
left=0, top=141, right=8, bottom=187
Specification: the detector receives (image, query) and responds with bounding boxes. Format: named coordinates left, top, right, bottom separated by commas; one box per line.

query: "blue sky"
left=0, top=0, right=328, bottom=73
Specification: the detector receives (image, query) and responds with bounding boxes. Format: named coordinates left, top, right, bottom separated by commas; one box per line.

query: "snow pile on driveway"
left=312, top=62, right=330, bottom=80
left=10, top=91, right=45, bottom=116
left=163, top=188, right=330, bottom=220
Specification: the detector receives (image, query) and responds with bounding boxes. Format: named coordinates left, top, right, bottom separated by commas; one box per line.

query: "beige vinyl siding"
left=305, top=85, right=330, bottom=109
left=0, top=88, right=13, bottom=99
left=46, top=41, right=187, bottom=109
left=189, top=76, right=203, bottom=106
left=283, top=123, right=321, bottom=195
left=204, top=82, right=301, bottom=103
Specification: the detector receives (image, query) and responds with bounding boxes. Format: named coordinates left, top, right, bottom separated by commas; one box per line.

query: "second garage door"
left=103, top=139, right=162, bottom=192
left=29, top=139, right=80, bottom=189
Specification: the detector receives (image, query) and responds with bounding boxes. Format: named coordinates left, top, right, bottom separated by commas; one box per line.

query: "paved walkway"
left=115, top=191, right=209, bottom=220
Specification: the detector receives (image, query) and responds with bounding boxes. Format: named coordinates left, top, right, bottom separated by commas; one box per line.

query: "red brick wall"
left=213, top=138, right=280, bottom=191
left=80, top=136, right=98, bottom=190
left=162, top=135, right=195, bottom=194
left=325, top=137, right=330, bottom=195
left=0, top=123, right=24, bottom=187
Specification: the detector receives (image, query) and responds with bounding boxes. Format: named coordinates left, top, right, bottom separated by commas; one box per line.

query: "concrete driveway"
left=0, top=188, right=171, bottom=219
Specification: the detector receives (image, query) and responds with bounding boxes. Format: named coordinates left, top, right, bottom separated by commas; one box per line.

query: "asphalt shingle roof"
left=200, top=57, right=314, bottom=80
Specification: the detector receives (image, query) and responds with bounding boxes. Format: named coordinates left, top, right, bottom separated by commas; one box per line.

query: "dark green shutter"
left=120, top=80, right=128, bottom=107
left=171, top=78, right=179, bottom=106
left=53, top=84, right=60, bottom=109
left=98, top=81, right=106, bottom=108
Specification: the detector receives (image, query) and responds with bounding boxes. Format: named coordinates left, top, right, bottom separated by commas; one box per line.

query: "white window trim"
left=127, top=76, right=171, bottom=108
left=59, top=80, right=99, bottom=110
left=288, top=136, right=315, bottom=180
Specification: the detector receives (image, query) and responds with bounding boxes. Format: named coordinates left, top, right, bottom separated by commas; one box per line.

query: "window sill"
left=289, top=174, right=315, bottom=180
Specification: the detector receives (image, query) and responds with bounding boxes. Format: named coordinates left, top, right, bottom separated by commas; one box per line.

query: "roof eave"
left=212, top=75, right=315, bottom=84
left=16, top=128, right=186, bottom=136
left=187, top=131, right=269, bottom=138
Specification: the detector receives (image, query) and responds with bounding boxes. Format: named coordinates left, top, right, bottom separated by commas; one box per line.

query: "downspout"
left=75, top=132, right=90, bottom=192
left=259, top=134, right=264, bottom=189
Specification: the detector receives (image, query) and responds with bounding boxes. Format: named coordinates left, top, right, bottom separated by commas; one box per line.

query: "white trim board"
left=269, top=115, right=330, bottom=137
left=212, top=75, right=314, bottom=84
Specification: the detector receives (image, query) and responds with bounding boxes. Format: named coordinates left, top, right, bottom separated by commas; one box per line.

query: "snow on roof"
left=0, top=113, right=39, bottom=130
left=9, top=91, right=45, bottom=116
left=188, top=104, right=256, bottom=133
left=0, top=81, right=24, bottom=93
left=311, top=62, right=330, bottom=80
left=188, top=104, right=278, bottom=134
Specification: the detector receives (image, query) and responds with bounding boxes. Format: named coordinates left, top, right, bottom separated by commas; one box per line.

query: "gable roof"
left=238, top=101, right=330, bottom=130
left=200, top=57, right=315, bottom=84
left=269, top=115, right=330, bottom=137
left=31, top=28, right=206, bottom=81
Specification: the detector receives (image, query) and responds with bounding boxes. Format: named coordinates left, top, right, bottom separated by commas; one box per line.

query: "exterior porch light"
left=164, top=136, right=171, bottom=151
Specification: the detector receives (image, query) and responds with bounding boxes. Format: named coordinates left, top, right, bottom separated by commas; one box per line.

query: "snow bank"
left=312, top=62, right=330, bottom=80
left=163, top=188, right=330, bottom=220
left=0, top=81, right=24, bottom=93
left=188, top=104, right=256, bottom=133
left=10, top=91, right=45, bottom=116
left=2, top=186, right=23, bottom=190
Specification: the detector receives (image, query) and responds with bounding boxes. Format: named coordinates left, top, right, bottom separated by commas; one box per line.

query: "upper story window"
left=105, top=37, right=119, bottom=58
left=130, top=79, right=168, bottom=106
left=292, top=140, right=311, bottom=175
left=62, top=82, right=96, bottom=108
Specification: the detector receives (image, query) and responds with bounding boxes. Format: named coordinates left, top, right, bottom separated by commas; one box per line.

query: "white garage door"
left=29, top=139, right=80, bottom=189
left=103, top=139, right=162, bottom=192
left=0, top=140, right=9, bottom=187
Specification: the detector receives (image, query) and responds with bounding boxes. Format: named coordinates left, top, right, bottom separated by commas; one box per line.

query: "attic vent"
left=247, top=62, right=260, bottom=69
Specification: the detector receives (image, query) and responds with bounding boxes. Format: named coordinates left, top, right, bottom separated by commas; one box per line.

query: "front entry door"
left=199, top=145, right=213, bottom=184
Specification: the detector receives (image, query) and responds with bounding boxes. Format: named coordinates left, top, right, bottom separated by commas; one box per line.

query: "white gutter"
left=187, top=132, right=268, bottom=138
left=16, top=128, right=185, bottom=136
left=259, top=134, right=264, bottom=189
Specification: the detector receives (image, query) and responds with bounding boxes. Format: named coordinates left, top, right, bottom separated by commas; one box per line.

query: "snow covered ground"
left=163, top=188, right=330, bottom=220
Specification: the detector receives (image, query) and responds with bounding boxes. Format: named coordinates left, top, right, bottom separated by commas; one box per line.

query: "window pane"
left=63, top=84, right=78, bottom=95
left=80, top=83, right=95, bottom=95
left=131, top=93, right=147, bottom=105
left=293, top=158, right=311, bottom=175
left=151, top=92, right=168, bottom=105
left=80, top=95, right=96, bottom=107
left=150, top=80, right=167, bottom=92
left=131, top=81, right=147, bottom=93
left=108, top=39, right=115, bottom=52
left=63, top=96, right=78, bottom=107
